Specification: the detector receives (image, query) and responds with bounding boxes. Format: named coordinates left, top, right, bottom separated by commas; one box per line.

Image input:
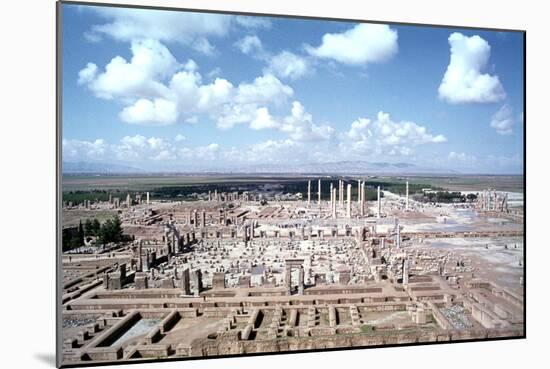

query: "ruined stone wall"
left=187, top=327, right=523, bottom=357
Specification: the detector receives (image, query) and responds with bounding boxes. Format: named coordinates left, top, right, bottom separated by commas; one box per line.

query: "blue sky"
left=61, top=4, right=524, bottom=173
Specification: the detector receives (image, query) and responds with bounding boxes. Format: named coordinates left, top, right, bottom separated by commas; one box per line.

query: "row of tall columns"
left=303, top=178, right=379, bottom=218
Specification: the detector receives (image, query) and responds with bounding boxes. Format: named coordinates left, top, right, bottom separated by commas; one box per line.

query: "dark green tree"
left=98, top=215, right=124, bottom=244
left=84, top=218, right=93, bottom=236
left=91, top=218, right=101, bottom=235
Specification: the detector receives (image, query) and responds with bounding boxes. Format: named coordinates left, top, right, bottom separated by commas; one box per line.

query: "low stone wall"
left=186, top=327, right=523, bottom=358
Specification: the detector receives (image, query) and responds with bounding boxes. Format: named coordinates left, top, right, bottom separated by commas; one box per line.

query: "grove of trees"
left=62, top=215, right=125, bottom=251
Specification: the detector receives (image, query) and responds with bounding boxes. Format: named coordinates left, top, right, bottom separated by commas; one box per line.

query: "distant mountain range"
left=62, top=161, right=143, bottom=174
left=62, top=160, right=457, bottom=175
left=228, top=161, right=457, bottom=174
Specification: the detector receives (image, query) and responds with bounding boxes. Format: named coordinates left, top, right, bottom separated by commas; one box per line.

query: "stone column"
left=360, top=182, right=365, bottom=216
left=347, top=184, right=352, bottom=218
left=298, top=266, right=304, bottom=295
left=285, top=266, right=292, bottom=295
left=146, top=191, right=150, bottom=205
left=332, top=188, right=337, bottom=219
left=377, top=186, right=381, bottom=218
left=192, top=269, right=202, bottom=296
left=202, top=210, right=206, bottom=227
left=339, top=180, right=344, bottom=208
left=396, top=220, right=401, bottom=249
left=402, top=258, right=409, bottom=285
left=357, top=180, right=361, bottom=205
left=181, top=268, right=191, bottom=295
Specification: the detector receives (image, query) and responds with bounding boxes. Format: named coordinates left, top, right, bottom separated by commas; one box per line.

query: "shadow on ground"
left=34, top=353, right=56, bottom=367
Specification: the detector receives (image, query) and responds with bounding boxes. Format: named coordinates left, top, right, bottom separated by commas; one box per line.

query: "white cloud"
left=235, top=35, right=312, bottom=80
left=85, top=7, right=233, bottom=54
left=438, top=32, right=506, bottom=104
left=215, top=73, right=294, bottom=129
left=174, top=134, right=186, bottom=142
left=267, top=51, right=310, bottom=80
left=234, top=35, right=264, bottom=55
left=207, top=67, right=222, bottom=79
left=234, top=16, right=271, bottom=29
left=77, top=63, right=97, bottom=85
left=152, top=150, right=177, bottom=161
left=280, top=101, right=334, bottom=141
left=250, top=107, right=279, bottom=130
left=344, top=112, right=446, bottom=156
left=79, top=39, right=297, bottom=128
left=490, top=105, right=515, bottom=135
left=119, top=98, right=178, bottom=125
left=82, top=39, right=178, bottom=100
left=448, top=151, right=477, bottom=163
left=235, top=73, right=293, bottom=105
left=63, top=138, right=107, bottom=160
left=192, top=38, right=216, bottom=56
left=180, top=143, right=220, bottom=160
left=185, top=116, right=199, bottom=124
left=307, top=24, right=398, bottom=66
left=240, top=101, right=335, bottom=142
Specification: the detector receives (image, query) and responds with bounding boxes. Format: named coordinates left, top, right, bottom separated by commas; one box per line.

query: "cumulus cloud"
left=63, top=138, right=107, bottom=161
left=242, top=101, right=335, bottom=142
left=448, top=151, right=477, bottom=163
left=306, top=24, right=398, bottom=66
left=215, top=73, right=294, bottom=129
left=234, top=35, right=264, bottom=56
left=280, top=101, right=334, bottom=141
left=267, top=51, right=310, bottom=80
left=179, top=143, right=220, bottom=161
left=344, top=112, right=446, bottom=156
left=234, top=35, right=311, bottom=80
left=81, top=39, right=178, bottom=100
left=250, top=107, right=279, bottom=130
left=63, top=135, right=223, bottom=163
left=438, top=32, right=506, bottom=104
left=77, top=63, right=97, bottom=85
left=490, top=105, right=515, bottom=135
left=84, top=8, right=271, bottom=55
left=119, top=98, right=178, bottom=125
left=84, top=7, right=233, bottom=54
left=78, top=39, right=302, bottom=128
left=234, top=16, right=271, bottom=29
